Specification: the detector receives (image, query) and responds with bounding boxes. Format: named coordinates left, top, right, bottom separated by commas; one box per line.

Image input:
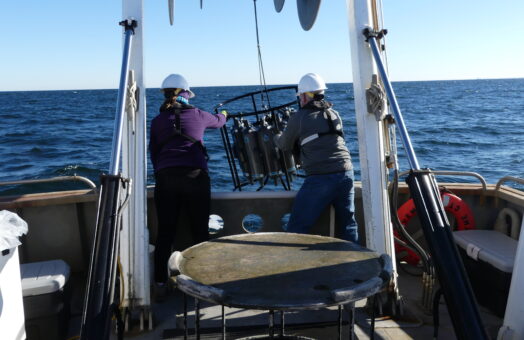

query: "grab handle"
left=495, top=176, right=524, bottom=192
left=399, top=170, right=487, bottom=192
left=0, top=176, right=97, bottom=191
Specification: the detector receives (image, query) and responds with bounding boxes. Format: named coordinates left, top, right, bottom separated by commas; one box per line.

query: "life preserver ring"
left=395, top=192, right=476, bottom=265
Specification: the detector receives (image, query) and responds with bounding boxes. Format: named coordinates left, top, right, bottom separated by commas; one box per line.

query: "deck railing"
left=0, top=176, right=97, bottom=191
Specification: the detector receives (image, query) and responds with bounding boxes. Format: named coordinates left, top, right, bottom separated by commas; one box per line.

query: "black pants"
left=153, top=167, right=210, bottom=283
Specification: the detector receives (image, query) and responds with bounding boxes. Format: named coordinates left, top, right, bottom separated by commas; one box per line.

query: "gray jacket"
left=274, top=99, right=353, bottom=176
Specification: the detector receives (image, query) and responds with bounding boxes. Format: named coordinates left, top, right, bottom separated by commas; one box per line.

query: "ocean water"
left=1, top=79, right=523, bottom=195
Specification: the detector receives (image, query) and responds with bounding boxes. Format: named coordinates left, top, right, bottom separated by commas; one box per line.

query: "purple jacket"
left=149, top=104, right=226, bottom=172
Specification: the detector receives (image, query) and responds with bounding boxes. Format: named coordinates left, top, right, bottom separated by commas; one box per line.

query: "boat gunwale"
left=2, top=181, right=524, bottom=208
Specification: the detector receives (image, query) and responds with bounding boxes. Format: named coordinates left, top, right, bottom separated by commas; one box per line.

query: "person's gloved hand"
left=220, top=110, right=228, bottom=118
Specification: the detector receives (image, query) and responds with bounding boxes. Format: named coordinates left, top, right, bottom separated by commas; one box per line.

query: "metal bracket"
left=119, top=19, right=138, bottom=33
left=363, top=27, right=388, bottom=42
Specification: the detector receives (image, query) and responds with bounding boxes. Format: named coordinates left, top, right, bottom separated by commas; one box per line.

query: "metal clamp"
left=363, top=27, right=388, bottom=42
left=119, top=19, right=137, bottom=33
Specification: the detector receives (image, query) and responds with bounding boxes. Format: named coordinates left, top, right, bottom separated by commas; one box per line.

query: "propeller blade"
left=168, top=0, right=174, bottom=25
left=274, top=0, right=285, bottom=13
left=200, top=0, right=203, bottom=9
left=296, top=0, right=321, bottom=31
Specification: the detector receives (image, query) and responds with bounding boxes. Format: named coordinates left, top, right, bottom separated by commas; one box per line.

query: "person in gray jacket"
left=275, top=73, right=358, bottom=242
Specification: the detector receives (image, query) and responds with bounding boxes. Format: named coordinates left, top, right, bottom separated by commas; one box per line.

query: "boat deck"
left=4, top=185, right=513, bottom=339
left=111, top=267, right=502, bottom=340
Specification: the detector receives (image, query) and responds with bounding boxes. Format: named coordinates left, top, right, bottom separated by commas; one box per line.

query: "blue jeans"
left=287, top=170, right=358, bottom=243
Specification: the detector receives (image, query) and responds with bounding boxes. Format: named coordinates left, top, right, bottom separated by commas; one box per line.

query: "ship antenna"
left=252, top=0, right=271, bottom=108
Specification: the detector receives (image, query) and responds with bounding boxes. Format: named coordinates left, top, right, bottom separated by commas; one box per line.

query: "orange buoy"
left=395, top=192, right=475, bottom=265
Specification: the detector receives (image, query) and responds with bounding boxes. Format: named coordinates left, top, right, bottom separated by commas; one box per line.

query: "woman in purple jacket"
left=149, top=74, right=226, bottom=286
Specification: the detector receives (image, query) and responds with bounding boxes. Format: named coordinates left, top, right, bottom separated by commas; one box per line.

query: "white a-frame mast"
left=120, top=0, right=151, bottom=327
left=499, top=218, right=524, bottom=339
left=346, top=0, right=398, bottom=299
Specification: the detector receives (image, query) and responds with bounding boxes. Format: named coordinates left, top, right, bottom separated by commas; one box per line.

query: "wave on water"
left=1, top=79, right=524, bottom=195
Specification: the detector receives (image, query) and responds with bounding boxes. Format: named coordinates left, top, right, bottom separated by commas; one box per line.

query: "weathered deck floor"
left=118, top=268, right=502, bottom=340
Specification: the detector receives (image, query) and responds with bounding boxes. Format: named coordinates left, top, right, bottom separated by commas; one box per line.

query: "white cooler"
left=21, top=259, right=70, bottom=340
left=453, top=230, right=517, bottom=317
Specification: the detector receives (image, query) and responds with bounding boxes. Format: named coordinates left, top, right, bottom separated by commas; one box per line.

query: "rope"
left=369, top=0, right=390, bottom=91
left=126, top=81, right=137, bottom=114
left=367, top=81, right=386, bottom=119
left=252, top=0, right=271, bottom=107
left=126, top=76, right=137, bottom=134
left=372, top=0, right=390, bottom=78
left=118, top=257, right=125, bottom=309
left=378, top=0, right=390, bottom=74
left=371, top=0, right=380, bottom=30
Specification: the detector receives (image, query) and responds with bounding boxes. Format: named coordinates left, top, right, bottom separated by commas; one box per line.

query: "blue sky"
left=1, top=0, right=523, bottom=91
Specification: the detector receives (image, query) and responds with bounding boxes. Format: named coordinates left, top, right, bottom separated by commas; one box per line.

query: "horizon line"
left=1, top=77, right=523, bottom=93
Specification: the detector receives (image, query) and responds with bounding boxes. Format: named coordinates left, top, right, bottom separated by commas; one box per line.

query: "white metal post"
left=498, top=218, right=524, bottom=340
left=346, top=0, right=397, bottom=282
left=120, top=0, right=150, bottom=315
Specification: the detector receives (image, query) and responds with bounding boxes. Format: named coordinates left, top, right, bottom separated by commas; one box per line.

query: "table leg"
left=370, top=294, right=376, bottom=340
left=196, top=298, right=201, bottom=340
left=280, top=311, right=285, bottom=337
left=269, top=310, right=274, bottom=338
left=183, top=294, right=188, bottom=340
left=347, top=302, right=355, bottom=340
left=338, top=305, right=342, bottom=340
left=222, top=305, right=226, bottom=340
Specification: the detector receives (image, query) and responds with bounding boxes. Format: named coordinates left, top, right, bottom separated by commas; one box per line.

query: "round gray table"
left=169, top=232, right=392, bottom=339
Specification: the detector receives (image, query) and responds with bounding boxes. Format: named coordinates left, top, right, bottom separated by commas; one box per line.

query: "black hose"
left=394, top=236, right=425, bottom=276
left=80, top=174, right=124, bottom=340
left=390, top=169, right=432, bottom=274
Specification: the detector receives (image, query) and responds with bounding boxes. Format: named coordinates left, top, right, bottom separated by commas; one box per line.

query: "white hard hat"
left=161, top=74, right=195, bottom=98
left=297, top=73, right=327, bottom=95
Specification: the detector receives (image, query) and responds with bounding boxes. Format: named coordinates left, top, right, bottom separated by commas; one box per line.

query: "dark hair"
left=160, top=88, right=178, bottom=111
